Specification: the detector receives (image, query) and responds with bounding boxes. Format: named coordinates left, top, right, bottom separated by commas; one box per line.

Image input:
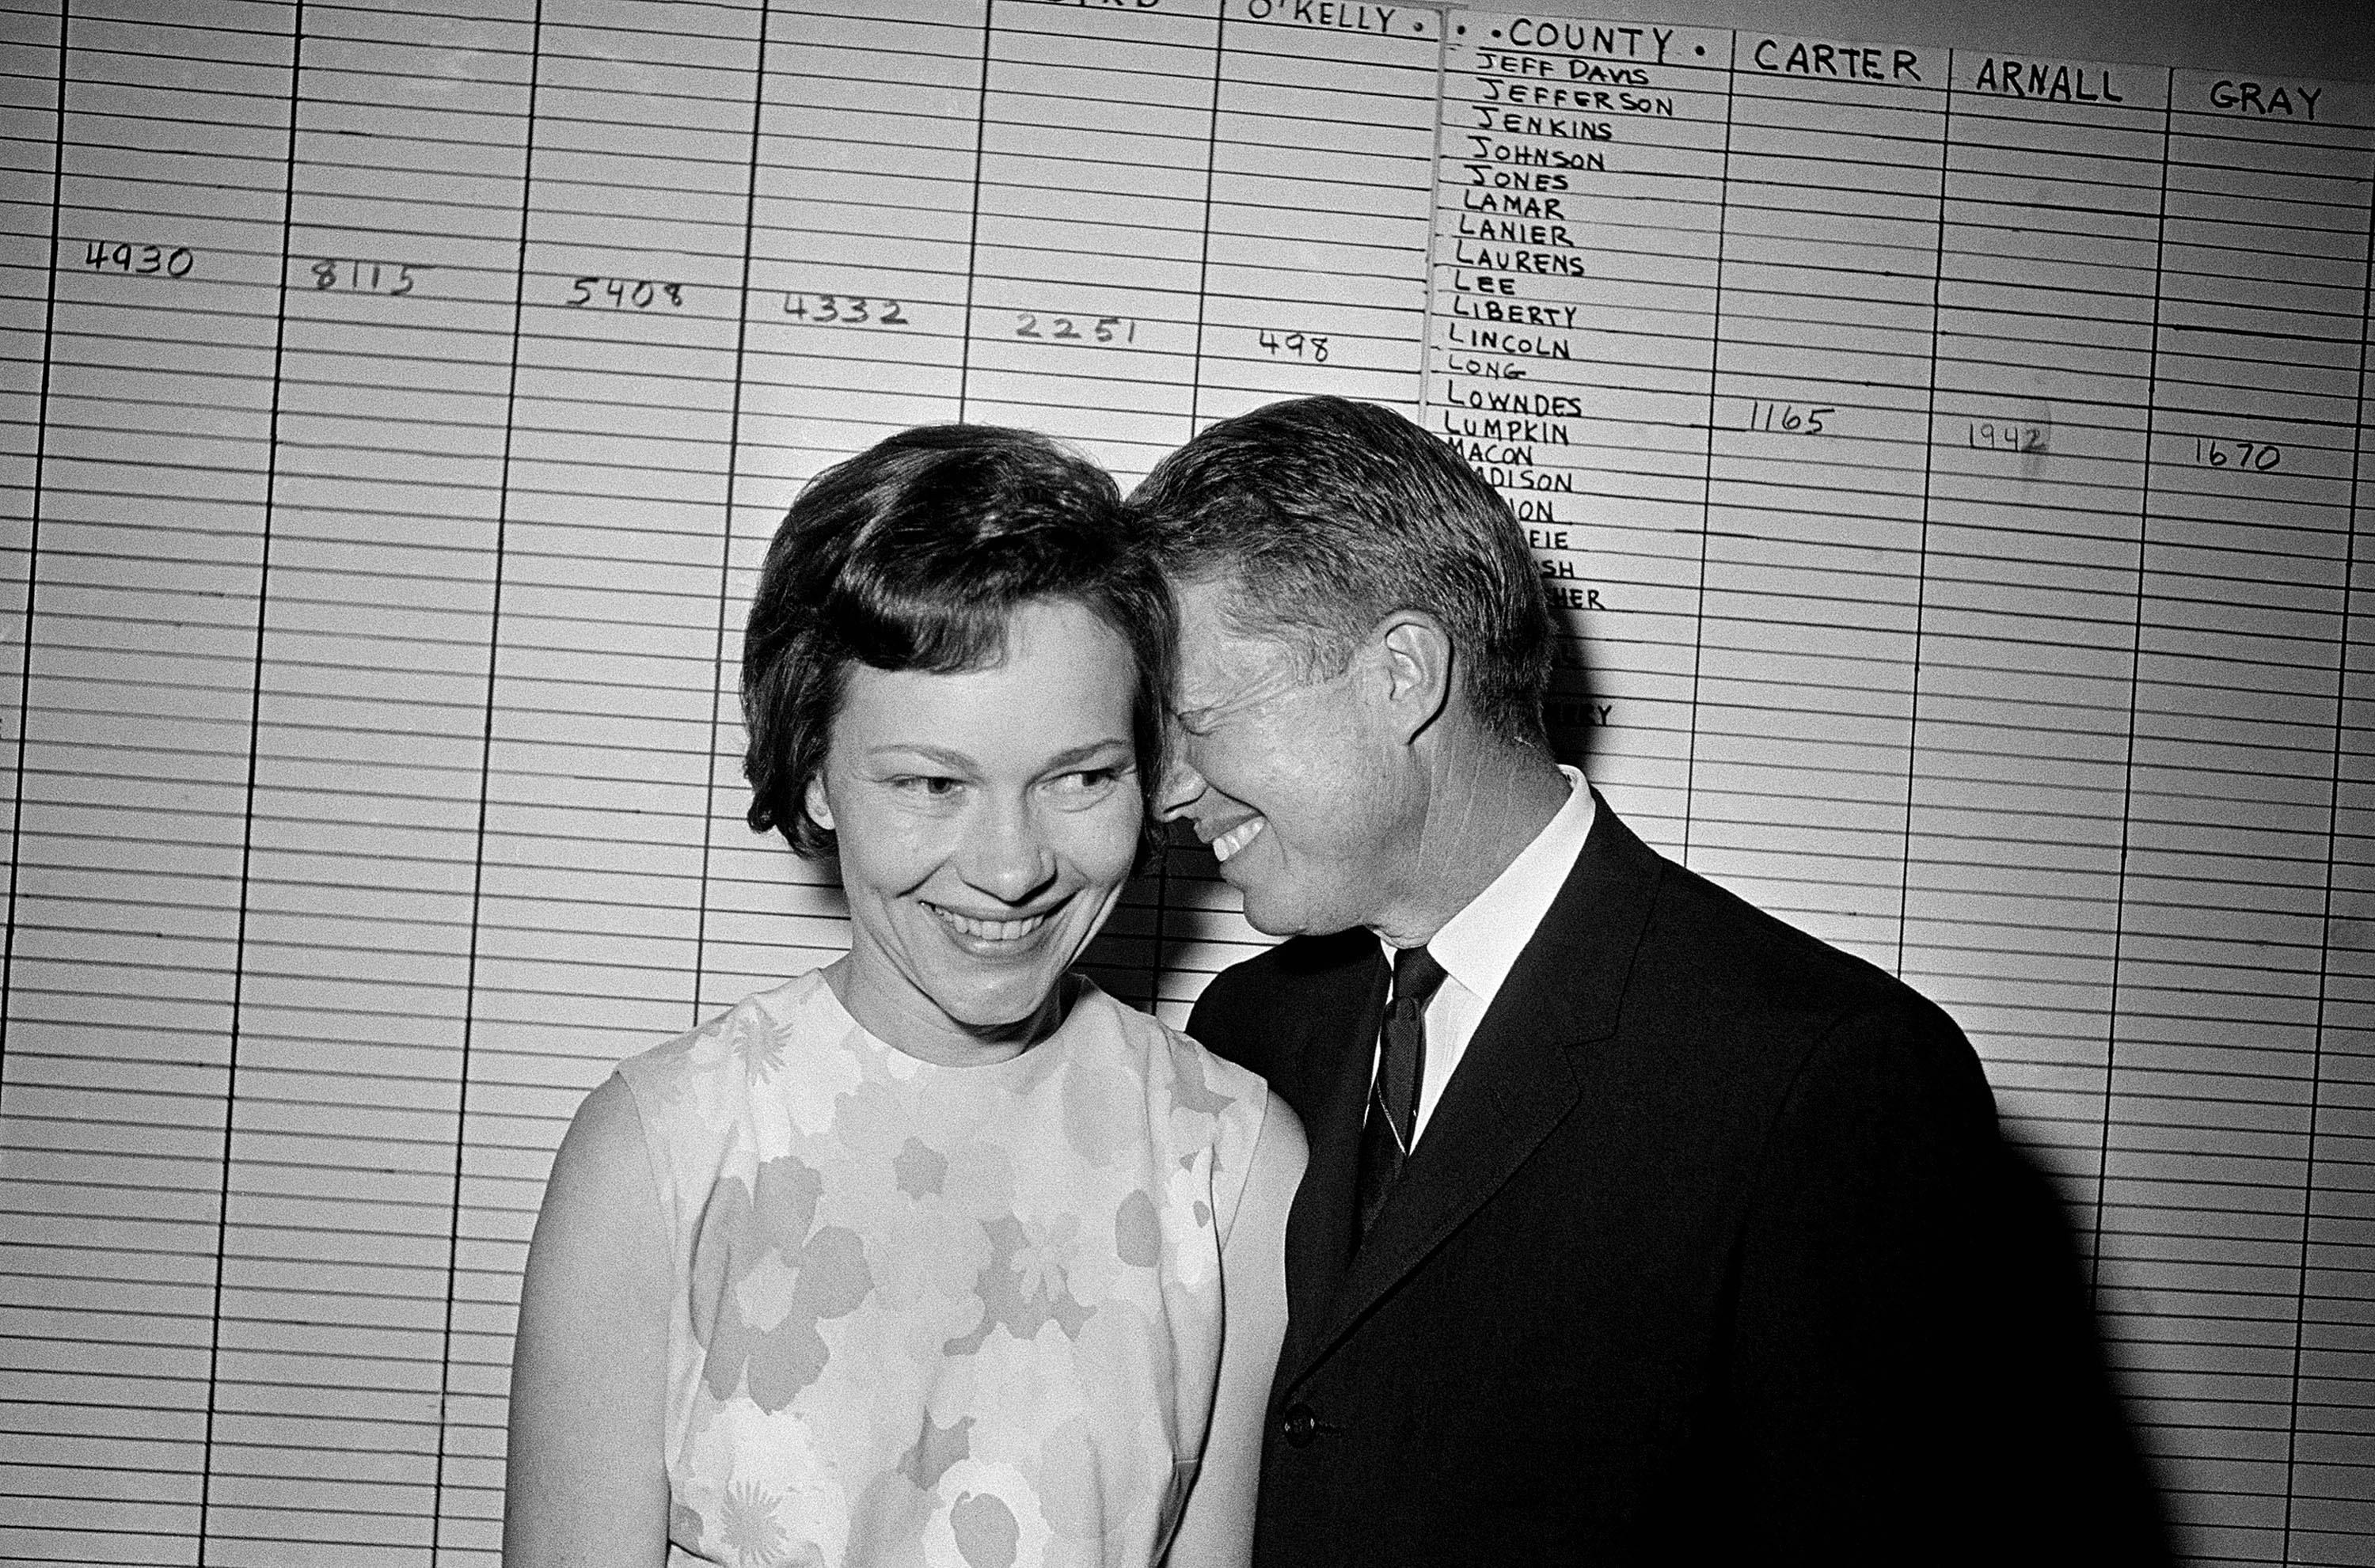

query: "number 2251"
left=1016, top=313, right=1134, bottom=344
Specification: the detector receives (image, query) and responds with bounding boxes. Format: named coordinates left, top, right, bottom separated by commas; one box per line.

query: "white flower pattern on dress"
left=616, top=971, right=1267, bottom=1568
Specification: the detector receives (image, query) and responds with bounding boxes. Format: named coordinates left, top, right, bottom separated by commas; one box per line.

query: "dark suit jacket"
left=1189, top=799, right=2165, bottom=1566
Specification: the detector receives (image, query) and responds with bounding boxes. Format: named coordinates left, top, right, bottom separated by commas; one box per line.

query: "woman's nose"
left=961, top=803, right=1058, bottom=904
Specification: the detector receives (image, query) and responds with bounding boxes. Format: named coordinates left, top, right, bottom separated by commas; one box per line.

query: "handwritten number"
left=83, top=240, right=196, bottom=278
left=1010, top=310, right=1135, bottom=346
left=1746, top=401, right=1834, bottom=435
left=2194, top=437, right=2282, bottom=473
left=1967, top=420, right=2048, bottom=453
left=568, top=275, right=686, bottom=311
left=1256, top=328, right=1330, bottom=363
left=305, top=258, right=420, bottom=296
left=782, top=292, right=909, bottom=327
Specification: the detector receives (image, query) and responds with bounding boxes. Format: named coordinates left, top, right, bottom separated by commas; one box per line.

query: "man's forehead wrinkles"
left=1173, top=643, right=1307, bottom=726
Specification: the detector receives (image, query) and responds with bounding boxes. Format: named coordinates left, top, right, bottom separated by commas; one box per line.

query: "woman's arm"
left=1165, top=1091, right=1309, bottom=1568
left=504, top=1075, right=674, bottom=1567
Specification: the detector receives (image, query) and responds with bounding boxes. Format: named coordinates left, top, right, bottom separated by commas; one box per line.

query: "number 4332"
left=784, top=293, right=908, bottom=325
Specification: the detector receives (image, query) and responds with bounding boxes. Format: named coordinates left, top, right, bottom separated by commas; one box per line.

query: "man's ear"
left=804, top=773, right=836, bottom=832
left=1374, top=610, right=1454, bottom=745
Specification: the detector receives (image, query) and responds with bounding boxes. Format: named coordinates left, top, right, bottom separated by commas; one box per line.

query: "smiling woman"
left=501, top=427, right=1305, bottom=1568
left=810, top=599, right=1146, bottom=1064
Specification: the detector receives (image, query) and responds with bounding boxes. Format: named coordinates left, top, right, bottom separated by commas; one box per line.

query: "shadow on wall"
left=1543, top=567, right=1607, bottom=776
left=1991, top=1138, right=2177, bottom=1561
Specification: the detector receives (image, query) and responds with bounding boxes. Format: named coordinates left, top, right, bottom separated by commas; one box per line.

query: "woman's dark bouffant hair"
left=742, top=424, right=1172, bottom=861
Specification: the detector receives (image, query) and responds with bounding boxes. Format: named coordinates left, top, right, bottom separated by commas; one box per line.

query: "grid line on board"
left=200, top=4, right=306, bottom=1555
left=952, top=4, right=993, bottom=423
left=1893, top=61, right=1956, bottom=974
left=686, top=0, right=772, bottom=1045
left=1678, top=40, right=1738, bottom=858
left=0, top=0, right=70, bottom=1095
left=2090, top=76, right=2176, bottom=1297
left=2279, top=165, right=2375, bottom=1560
left=433, top=3, right=544, bottom=1557
left=1184, top=8, right=1225, bottom=431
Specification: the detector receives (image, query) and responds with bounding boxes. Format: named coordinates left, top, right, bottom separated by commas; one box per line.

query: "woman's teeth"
left=932, top=905, right=1051, bottom=942
left=1211, top=818, right=1266, bottom=864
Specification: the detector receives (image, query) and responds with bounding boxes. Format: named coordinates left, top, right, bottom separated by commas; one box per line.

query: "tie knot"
left=1391, top=944, right=1448, bottom=1012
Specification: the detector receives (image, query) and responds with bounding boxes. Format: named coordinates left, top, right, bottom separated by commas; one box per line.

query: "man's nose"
left=1153, top=748, right=1207, bottom=822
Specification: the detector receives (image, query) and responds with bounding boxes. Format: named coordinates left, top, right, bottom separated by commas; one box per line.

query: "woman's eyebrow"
left=1043, top=738, right=1134, bottom=769
left=861, top=739, right=1129, bottom=769
left=861, top=742, right=977, bottom=768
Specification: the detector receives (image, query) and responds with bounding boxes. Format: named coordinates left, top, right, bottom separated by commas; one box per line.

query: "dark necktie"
left=1355, top=943, right=1449, bottom=1244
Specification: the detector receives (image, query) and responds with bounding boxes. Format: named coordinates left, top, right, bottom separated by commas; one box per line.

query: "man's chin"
left=1236, top=883, right=1343, bottom=941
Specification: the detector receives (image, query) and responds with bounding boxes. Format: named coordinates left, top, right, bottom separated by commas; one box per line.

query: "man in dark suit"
left=1130, top=397, right=2164, bottom=1564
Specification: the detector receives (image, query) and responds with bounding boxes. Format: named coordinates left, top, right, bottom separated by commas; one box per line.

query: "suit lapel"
left=1274, top=935, right=1389, bottom=1377
left=1282, top=797, right=1666, bottom=1385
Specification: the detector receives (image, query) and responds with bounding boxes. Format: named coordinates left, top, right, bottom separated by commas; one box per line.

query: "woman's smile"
left=923, top=898, right=1062, bottom=947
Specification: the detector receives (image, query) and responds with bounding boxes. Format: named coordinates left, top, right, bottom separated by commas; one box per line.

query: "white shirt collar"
left=1385, top=765, right=1595, bottom=1012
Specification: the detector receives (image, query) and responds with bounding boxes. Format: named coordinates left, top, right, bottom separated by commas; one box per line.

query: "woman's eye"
left=1047, top=766, right=1125, bottom=803
left=891, top=775, right=963, bottom=799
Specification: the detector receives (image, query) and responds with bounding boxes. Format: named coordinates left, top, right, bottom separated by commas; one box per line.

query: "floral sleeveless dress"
left=612, top=970, right=1271, bottom=1568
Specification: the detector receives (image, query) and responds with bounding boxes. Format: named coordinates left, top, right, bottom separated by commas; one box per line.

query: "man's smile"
left=1209, top=817, right=1268, bottom=864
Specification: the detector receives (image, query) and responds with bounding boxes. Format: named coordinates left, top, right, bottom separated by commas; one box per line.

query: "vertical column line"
left=955, top=1, right=993, bottom=420
left=202, top=2, right=306, bottom=1555
left=2281, top=158, right=2375, bottom=1564
left=1679, top=35, right=1737, bottom=863
left=1186, top=2, right=1225, bottom=430
left=2091, top=70, right=2178, bottom=1290
left=687, top=0, right=773, bottom=1032
left=441, top=1, right=545, bottom=1544
left=0, top=0, right=74, bottom=1092
left=1412, top=11, right=1449, bottom=428
left=1894, top=59, right=1955, bottom=974
left=1155, top=0, right=1231, bottom=1017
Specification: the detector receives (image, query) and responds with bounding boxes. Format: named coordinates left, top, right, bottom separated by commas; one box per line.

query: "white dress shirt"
left=1378, top=765, right=1596, bottom=1145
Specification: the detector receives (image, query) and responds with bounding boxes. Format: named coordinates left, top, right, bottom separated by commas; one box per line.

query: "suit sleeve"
left=1723, top=1000, right=2168, bottom=1566
left=1187, top=965, right=1282, bottom=1084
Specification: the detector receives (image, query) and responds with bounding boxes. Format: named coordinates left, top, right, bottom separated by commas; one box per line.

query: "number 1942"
left=1967, top=420, right=2046, bottom=452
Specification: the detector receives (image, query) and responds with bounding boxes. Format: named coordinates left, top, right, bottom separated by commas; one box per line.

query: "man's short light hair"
left=1127, top=396, right=1553, bottom=750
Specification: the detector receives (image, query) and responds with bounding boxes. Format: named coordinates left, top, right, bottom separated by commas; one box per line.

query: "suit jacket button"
left=1281, top=1403, right=1317, bottom=1448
